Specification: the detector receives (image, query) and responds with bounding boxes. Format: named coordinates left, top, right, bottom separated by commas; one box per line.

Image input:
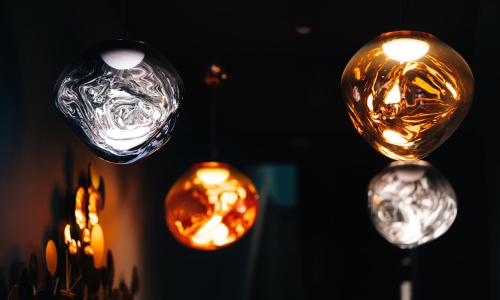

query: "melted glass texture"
left=165, top=162, right=259, bottom=250
left=368, top=160, right=457, bottom=249
left=55, top=40, right=182, bottom=164
left=342, top=31, right=473, bottom=160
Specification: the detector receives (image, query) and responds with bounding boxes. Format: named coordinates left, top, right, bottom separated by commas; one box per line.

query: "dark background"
left=0, top=0, right=499, bottom=299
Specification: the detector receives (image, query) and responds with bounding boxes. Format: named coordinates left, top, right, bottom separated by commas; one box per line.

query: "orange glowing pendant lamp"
left=341, top=30, right=473, bottom=160
left=164, top=65, right=259, bottom=250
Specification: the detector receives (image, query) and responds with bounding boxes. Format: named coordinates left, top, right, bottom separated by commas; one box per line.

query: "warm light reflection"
left=367, top=94, right=374, bottom=111
left=382, top=38, right=429, bottom=62
left=45, top=240, right=58, bottom=277
left=342, top=31, right=474, bottom=160
left=64, top=164, right=106, bottom=261
left=383, top=130, right=410, bottom=146
left=165, top=162, right=259, bottom=250
left=90, top=163, right=100, bottom=189
left=83, top=228, right=91, bottom=243
left=90, top=224, right=105, bottom=269
left=64, top=224, right=72, bottom=245
left=446, top=82, right=458, bottom=99
left=88, top=189, right=100, bottom=226
left=69, top=240, right=78, bottom=255
left=384, top=81, right=401, bottom=104
left=75, top=187, right=86, bottom=229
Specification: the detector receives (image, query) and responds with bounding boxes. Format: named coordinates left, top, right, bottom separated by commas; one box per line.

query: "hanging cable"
left=204, top=64, right=228, bottom=161
left=210, top=85, right=218, bottom=160
left=120, top=0, right=129, bottom=39
left=401, top=0, right=409, bottom=29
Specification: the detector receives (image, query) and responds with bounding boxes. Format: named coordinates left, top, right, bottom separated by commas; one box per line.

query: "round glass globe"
left=341, top=31, right=474, bottom=160
left=165, top=162, right=259, bottom=250
left=368, top=160, right=457, bottom=249
left=55, top=39, right=182, bottom=164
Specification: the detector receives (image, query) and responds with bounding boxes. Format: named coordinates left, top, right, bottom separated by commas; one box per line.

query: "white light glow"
left=395, top=168, right=426, bottom=182
left=383, top=130, right=409, bottom=146
left=196, top=168, right=230, bottom=185
left=384, top=81, right=401, bottom=104
left=367, top=94, right=374, bottom=111
left=191, top=215, right=232, bottom=246
left=382, top=38, right=429, bottom=63
left=101, top=49, right=145, bottom=70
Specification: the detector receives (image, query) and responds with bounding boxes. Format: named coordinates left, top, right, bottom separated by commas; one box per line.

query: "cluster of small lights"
left=64, top=164, right=105, bottom=268
left=204, top=64, right=228, bottom=87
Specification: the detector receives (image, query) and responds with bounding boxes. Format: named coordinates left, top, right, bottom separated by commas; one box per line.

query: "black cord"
left=401, top=0, right=409, bottom=29
left=120, top=0, right=129, bottom=39
left=209, top=86, right=218, bottom=161
left=400, top=248, right=419, bottom=300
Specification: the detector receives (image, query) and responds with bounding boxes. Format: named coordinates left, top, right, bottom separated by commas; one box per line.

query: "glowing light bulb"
left=55, top=39, right=182, bottom=164
left=165, top=162, right=259, bottom=250
left=368, top=160, right=457, bottom=248
left=342, top=31, right=474, bottom=160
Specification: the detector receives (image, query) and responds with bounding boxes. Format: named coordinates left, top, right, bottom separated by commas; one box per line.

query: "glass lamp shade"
left=368, top=160, right=457, bottom=249
left=165, top=162, right=259, bottom=250
left=55, top=40, right=182, bottom=164
left=341, top=31, right=474, bottom=160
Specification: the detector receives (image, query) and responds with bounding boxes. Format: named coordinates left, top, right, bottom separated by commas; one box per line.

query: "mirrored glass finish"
left=165, top=162, right=259, bottom=251
left=368, top=160, right=457, bottom=249
left=342, top=31, right=474, bottom=160
left=55, top=40, right=182, bottom=164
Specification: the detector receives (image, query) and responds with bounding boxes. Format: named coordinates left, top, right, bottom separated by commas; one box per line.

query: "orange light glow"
left=45, top=240, right=58, bottom=277
left=64, top=224, right=72, bottom=244
left=75, top=187, right=86, bottom=229
left=165, top=162, right=259, bottom=250
left=205, top=64, right=228, bottom=86
left=89, top=163, right=100, bottom=189
left=341, top=31, right=474, bottom=160
left=69, top=239, right=78, bottom=255
left=211, top=64, right=221, bottom=74
left=88, top=189, right=100, bottom=226
left=83, top=228, right=91, bottom=243
left=64, top=224, right=79, bottom=254
left=90, top=224, right=105, bottom=268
